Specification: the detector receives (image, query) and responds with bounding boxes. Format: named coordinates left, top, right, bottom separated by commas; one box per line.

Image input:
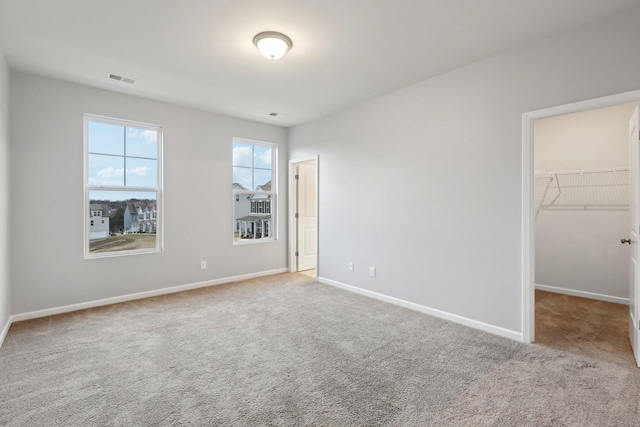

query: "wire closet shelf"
left=534, top=168, right=630, bottom=219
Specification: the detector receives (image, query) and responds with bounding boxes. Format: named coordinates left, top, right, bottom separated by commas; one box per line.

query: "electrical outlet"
left=200, top=261, right=207, bottom=270
left=348, top=261, right=354, bottom=271
left=369, top=266, right=376, bottom=277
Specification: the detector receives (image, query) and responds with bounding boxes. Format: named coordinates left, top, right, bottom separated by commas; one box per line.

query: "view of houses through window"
left=232, top=138, right=276, bottom=242
left=85, top=115, right=162, bottom=256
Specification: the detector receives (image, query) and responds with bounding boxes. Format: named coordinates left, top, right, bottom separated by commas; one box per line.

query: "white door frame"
left=522, top=89, right=640, bottom=343
left=289, top=155, right=319, bottom=278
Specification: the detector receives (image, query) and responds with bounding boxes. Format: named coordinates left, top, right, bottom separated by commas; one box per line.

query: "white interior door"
left=296, top=161, right=317, bottom=271
left=628, top=105, right=640, bottom=367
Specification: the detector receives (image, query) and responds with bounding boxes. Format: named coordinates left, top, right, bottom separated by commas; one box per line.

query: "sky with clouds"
left=87, top=121, right=159, bottom=202
left=232, top=142, right=272, bottom=190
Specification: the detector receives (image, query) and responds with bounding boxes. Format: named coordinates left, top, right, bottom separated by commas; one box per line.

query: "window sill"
left=84, top=247, right=163, bottom=259
left=233, top=238, right=276, bottom=246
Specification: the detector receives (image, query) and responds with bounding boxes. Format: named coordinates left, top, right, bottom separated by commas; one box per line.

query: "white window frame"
left=83, top=114, right=164, bottom=258
left=232, top=137, right=277, bottom=245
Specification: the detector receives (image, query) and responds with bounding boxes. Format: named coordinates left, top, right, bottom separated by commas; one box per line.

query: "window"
left=232, top=138, right=276, bottom=243
left=84, top=114, right=163, bottom=257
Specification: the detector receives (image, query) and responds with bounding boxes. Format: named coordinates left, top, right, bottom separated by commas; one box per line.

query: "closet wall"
left=534, top=103, right=636, bottom=302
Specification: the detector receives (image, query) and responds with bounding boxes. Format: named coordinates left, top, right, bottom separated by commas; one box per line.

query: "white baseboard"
left=0, top=314, right=14, bottom=348
left=10, top=268, right=288, bottom=323
left=318, top=277, right=523, bottom=342
left=535, top=283, right=629, bottom=305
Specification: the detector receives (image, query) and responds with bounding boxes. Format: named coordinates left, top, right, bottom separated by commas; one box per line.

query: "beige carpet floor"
left=299, top=269, right=316, bottom=278
left=535, top=290, right=634, bottom=367
left=1, top=273, right=639, bottom=426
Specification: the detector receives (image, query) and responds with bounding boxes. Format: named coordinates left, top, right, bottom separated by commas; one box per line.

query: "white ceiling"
left=1, top=0, right=640, bottom=127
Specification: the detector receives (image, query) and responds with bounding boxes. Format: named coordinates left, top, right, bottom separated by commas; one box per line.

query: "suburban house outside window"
left=84, top=114, right=163, bottom=258
left=232, top=138, right=276, bottom=244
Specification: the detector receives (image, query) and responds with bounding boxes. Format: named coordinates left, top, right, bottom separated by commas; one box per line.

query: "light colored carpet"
left=1, top=273, right=639, bottom=426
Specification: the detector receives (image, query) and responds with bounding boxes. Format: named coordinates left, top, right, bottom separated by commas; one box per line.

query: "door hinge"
left=295, top=174, right=299, bottom=180
left=295, top=251, right=299, bottom=257
left=295, top=213, right=299, bottom=219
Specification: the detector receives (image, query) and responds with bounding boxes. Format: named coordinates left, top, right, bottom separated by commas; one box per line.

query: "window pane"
left=232, top=139, right=275, bottom=244
left=233, top=166, right=253, bottom=190
left=254, top=169, right=272, bottom=189
left=125, top=158, right=157, bottom=188
left=254, top=145, right=272, bottom=169
left=234, top=193, right=250, bottom=238
left=126, top=127, right=157, bottom=159
left=234, top=193, right=272, bottom=240
left=88, top=121, right=124, bottom=156
left=232, top=142, right=253, bottom=167
left=86, top=115, right=162, bottom=258
left=88, top=190, right=157, bottom=253
left=88, top=154, right=125, bottom=186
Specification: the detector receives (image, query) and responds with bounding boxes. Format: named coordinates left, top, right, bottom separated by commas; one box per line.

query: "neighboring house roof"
left=250, top=193, right=270, bottom=200
left=255, top=180, right=271, bottom=191
left=233, top=182, right=248, bottom=191
left=233, top=181, right=271, bottom=192
left=126, top=201, right=156, bottom=213
left=89, top=203, right=110, bottom=217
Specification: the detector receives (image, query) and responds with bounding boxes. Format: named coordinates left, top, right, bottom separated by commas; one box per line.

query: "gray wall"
left=288, top=8, right=640, bottom=333
left=534, top=104, right=634, bottom=300
left=0, top=50, right=10, bottom=333
left=10, top=72, right=287, bottom=314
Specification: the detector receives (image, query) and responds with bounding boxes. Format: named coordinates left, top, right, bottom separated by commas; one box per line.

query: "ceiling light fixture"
left=253, top=31, right=292, bottom=60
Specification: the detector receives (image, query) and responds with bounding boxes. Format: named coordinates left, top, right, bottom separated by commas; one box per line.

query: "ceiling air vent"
left=106, top=72, right=136, bottom=85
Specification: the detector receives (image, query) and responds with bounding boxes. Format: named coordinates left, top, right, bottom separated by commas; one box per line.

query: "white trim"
left=288, top=161, right=296, bottom=272
left=233, top=238, right=276, bottom=245
left=319, top=277, right=522, bottom=342
left=84, top=113, right=161, bottom=131
left=0, top=315, right=15, bottom=348
left=535, top=283, right=629, bottom=305
left=289, top=155, right=319, bottom=280
left=522, top=89, right=640, bottom=344
left=522, top=113, right=535, bottom=344
left=9, top=268, right=287, bottom=323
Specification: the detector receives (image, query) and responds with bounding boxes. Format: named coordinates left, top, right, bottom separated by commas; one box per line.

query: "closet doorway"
left=522, top=90, right=640, bottom=368
left=289, top=156, right=318, bottom=279
left=534, top=104, right=633, bottom=305
left=535, top=103, right=635, bottom=364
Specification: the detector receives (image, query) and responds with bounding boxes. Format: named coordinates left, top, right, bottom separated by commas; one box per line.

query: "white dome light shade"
left=253, top=31, right=292, bottom=60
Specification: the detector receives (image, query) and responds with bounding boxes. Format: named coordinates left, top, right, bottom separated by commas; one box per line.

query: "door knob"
left=621, top=238, right=631, bottom=244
